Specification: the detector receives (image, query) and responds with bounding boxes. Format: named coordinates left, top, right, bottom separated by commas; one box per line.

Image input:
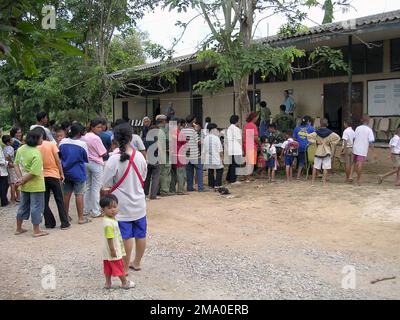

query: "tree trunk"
left=234, top=0, right=255, bottom=126
left=12, top=95, right=21, bottom=127
left=234, top=75, right=251, bottom=126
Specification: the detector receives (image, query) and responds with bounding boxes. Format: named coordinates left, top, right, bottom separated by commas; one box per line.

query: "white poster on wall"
left=368, top=79, right=400, bottom=116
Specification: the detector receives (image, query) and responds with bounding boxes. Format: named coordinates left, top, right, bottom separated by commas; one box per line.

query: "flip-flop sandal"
left=103, top=285, right=112, bottom=290
left=78, top=218, right=92, bottom=225
left=14, top=229, right=28, bottom=235
left=121, top=281, right=135, bottom=290
left=129, top=265, right=141, bottom=271
left=33, top=231, right=49, bottom=238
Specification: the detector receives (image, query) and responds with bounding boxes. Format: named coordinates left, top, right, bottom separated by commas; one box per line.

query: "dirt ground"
left=0, top=147, right=399, bottom=300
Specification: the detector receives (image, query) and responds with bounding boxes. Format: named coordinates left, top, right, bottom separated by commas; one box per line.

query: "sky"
left=137, top=0, right=400, bottom=60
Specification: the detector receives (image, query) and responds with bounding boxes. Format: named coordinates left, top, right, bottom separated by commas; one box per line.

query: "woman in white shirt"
left=102, top=123, right=148, bottom=275
left=225, top=115, right=243, bottom=184
left=202, top=123, right=224, bottom=188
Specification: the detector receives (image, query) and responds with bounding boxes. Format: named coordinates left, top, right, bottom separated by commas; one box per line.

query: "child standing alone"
left=2, top=135, right=20, bottom=203
left=266, top=137, right=278, bottom=182
left=100, top=194, right=135, bottom=290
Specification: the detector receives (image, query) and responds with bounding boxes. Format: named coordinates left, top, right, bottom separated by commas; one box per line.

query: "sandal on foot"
left=33, top=231, right=49, bottom=238
left=121, top=280, right=135, bottom=290
left=78, top=217, right=92, bottom=225
left=129, top=265, right=141, bottom=271
left=14, top=229, right=28, bottom=235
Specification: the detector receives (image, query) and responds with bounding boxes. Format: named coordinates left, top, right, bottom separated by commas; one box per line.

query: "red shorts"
left=103, top=259, right=125, bottom=277
left=353, top=154, right=367, bottom=163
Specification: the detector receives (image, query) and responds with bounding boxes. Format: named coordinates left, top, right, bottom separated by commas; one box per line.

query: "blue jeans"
left=186, top=162, right=203, bottom=191
left=16, top=191, right=44, bottom=225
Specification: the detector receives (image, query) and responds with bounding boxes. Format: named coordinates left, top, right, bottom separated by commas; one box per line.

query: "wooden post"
left=189, top=64, right=193, bottom=115
left=145, top=94, right=148, bottom=116
left=347, top=35, right=353, bottom=123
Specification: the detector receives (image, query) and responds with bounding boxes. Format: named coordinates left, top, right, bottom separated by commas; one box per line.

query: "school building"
left=112, top=10, right=400, bottom=137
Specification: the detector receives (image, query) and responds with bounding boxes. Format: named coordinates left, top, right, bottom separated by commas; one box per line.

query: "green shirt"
left=14, top=145, right=45, bottom=192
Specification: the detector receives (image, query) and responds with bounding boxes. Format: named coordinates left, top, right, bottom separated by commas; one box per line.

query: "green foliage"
left=0, top=0, right=165, bottom=130
left=0, top=0, right=83, bottom=76
left=278, top=23, right=309, bottom=37
left=309, top=46, right=349, bottom=72
left=108, top=30, right=146, bottom=72
left=194, top=42, right=305, bottom=94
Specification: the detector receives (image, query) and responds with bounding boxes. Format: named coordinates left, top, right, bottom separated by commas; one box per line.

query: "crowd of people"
left=0, top=99, right=399, bottom=288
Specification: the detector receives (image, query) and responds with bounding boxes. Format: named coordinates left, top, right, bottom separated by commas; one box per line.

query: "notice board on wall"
left=368, top=79, right=400, bottom=116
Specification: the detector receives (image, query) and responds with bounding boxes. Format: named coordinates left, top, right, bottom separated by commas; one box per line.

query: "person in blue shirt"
left=99, top=119, right=112, bottom=162
left=283, top=90, right=295, bottom=116
left=59, top=123, right=90, bottom=224
left=293, top=115, right=315, bottom=180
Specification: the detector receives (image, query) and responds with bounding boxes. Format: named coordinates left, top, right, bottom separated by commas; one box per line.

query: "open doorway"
left=152, top=98, right=160, bottom=122
left=248, top=90, right=261, bottom=112
left=323, top=82, right=363, bottom=134
left=193, top=95, right=203, bottom=127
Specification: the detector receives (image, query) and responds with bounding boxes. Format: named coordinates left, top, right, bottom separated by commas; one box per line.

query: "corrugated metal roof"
left=262, top=9, right=400, bottom=44
left=113, top=9, right=400, bottom=75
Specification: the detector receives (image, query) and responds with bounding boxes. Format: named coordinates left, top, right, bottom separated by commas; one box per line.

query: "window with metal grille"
left=391, top=38, right=400, bottom=72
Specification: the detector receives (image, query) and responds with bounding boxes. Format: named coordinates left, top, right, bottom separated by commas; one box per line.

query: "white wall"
left=115, top=40, right=400, bottom=127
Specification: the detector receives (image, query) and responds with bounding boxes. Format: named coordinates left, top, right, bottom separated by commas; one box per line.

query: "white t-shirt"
left=111, top=134, right=146, bottom=151
left=389, top=135, right=400, bottom=154
left=30, top=125, right=56, bottom=143
left=131, top=134, right=146, bottom=151
left=202, top=133, right=223, bottom=169
left=269, top=144, right=277, bottom=156
left=102, top=151, right=147, bottom=221
left=226, top=124, right=242, bottom=156
left=353, top=125, right=375, bottom=157
left=342, top=127, right=355, bottom=148
left=282, top=138, right=294, bottom=150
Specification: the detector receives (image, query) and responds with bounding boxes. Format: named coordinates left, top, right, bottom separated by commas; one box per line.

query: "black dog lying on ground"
left=215, top=186, right=230, bottom=195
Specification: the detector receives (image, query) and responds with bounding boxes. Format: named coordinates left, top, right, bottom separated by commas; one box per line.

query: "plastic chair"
left=368, top=117, right=374, bottom=129
left=305, top=143, right=317, bottom=181
left=373, top=117, right=381, bottom=136
left=377, top=118, right=390, bottom=140
left=389, top=117, right=400, bottom=138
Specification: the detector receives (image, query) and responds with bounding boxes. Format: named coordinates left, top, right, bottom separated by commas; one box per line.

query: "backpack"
left=262, top=144, right=270, bottom=161
left=287, top=140, right=299, bottom=157
left=278, top=115, right=294, bottom=132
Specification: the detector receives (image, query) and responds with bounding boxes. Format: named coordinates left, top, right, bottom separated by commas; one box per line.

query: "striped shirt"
left=180, top=127, right=200, bottom=161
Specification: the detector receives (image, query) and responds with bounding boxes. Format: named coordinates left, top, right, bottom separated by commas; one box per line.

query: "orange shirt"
left=37, top=141, right=61, bottom=179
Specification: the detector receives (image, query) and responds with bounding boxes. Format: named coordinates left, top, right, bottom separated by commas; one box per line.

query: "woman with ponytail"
left=81, top=119, right=107, bottom=218
left=102, top=123, right=148, bottom=276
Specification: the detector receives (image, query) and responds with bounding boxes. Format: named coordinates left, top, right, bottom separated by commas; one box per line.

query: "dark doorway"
left=323, top=82, right=363, bottom=134
left=193, top=95, right=203, bottom=127
left=122, top=101, right=129, bottom=121
left=248, top=90, right=261, bottom=112
left=152, top=98, right=160, bottom=122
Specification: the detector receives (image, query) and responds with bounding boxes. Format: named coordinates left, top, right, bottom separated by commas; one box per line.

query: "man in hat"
left=156, top=114, right=173, bottom=196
